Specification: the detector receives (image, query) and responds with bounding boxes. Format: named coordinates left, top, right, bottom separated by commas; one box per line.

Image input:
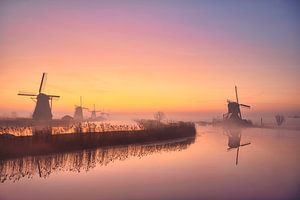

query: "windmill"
left=74, top=96, right=88, bottom=121
left=18, top=73, right=60, bottom=120
left=226, top=129, right=251, bottom=165
left=224, top=86, right=251, bottom=121
left=88, top=104, right=109, bottom=120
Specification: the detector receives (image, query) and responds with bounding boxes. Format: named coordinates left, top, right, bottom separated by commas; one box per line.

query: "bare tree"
left=154, top=111, right=165, bottom=123
left=275, top=114, right=285, bottom=126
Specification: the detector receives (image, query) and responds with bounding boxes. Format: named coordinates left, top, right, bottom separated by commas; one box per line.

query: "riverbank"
left=0, top=122, right=196, bottom=160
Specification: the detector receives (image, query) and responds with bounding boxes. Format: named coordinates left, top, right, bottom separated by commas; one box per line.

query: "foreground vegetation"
left=0, top=121, right=196, bottom=160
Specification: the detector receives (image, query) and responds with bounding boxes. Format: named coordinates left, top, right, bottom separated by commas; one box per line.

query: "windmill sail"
left=39, top=73, right=47, bottom=93
left=235, top=85, right=239, bottom=104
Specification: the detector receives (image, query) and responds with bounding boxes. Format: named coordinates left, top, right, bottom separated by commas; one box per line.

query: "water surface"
left=0, top=126, right=299, bottom=200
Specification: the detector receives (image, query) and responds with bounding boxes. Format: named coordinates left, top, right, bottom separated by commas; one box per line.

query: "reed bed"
left=0, top=122, right=143, bottom=137
left=0, top=122, right=196, bottom=160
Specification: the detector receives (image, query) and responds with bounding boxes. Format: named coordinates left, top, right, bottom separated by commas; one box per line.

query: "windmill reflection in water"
left=225, top=128, right=251, bottom=165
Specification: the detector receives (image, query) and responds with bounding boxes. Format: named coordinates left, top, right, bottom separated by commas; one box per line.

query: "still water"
left=0, top=126, right=299, bottom=200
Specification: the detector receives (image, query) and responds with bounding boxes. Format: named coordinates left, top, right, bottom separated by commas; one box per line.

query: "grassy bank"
left=0, top=122, right=196, bottom=160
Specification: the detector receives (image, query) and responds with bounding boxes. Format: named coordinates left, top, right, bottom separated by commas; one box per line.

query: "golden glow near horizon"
left=0, top=1, right=299, bottom=117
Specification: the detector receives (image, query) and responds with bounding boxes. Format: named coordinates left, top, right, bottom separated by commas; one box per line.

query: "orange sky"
left=0, top=1, right=299, bottom=117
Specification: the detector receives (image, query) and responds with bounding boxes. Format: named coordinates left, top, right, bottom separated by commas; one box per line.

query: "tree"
left=154, top=111, right=165, bottom=123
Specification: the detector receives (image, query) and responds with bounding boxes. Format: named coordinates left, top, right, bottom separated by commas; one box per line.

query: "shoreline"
left=0, top=123, right=196, bottom=160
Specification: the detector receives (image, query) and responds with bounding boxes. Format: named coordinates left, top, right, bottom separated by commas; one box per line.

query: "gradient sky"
left=0, top=0, right=299, bottom=117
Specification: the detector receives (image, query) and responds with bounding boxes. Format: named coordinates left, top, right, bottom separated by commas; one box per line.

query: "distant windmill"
left=74, top=96, right=88, bottom=121
left=88, top=104, right=109, bottom=120
left=18, top=73, right=60, bottom=120
left=224, top=86, right=251, bottom=121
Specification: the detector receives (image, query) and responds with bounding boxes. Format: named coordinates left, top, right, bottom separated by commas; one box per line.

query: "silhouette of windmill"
left=18, top=73, right=60, bottom=120
left=224, top=86, right=251, bottom=121
left=88, top=104, right=109, bottom=120
left=226, top=129, right=251, bottom=165
left=74, top=96, right=88, bottom=121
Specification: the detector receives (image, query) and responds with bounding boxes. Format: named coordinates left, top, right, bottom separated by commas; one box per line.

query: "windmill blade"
left=236, top=146, right=240, bottom=165
left=39, top=73, right=47, bottom=93
left=30, top=97, right=37, bottom=102
left=48, top=94, right=60, bottom=98
left=235, top=86, right=239, bottom=104
left=51, top=97, right=60, bottom=101
left=240, top=142, right=251, bottom=147
left=239, top=104, right=251, bottom=108
left=227, top=147, right=235, bottom=151
left=18, top=91, right=37, bottom=96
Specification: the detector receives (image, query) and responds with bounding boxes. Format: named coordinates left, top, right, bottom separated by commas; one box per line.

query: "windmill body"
left=223, top=86, right=251, bottom=125
left=74, top=97, right=88, bottom=121
left=18, top=73, right=60, bottom=121
left=91, top=110, right=97, bottom=119
left=227, top=101, right=241, bottom=120
left=33, top=93, right=52, bottom=120
left=74, top=107, right=84, bottom=120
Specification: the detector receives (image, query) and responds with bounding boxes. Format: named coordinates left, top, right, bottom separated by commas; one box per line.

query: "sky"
left=0, top=0, right=299, bottom=118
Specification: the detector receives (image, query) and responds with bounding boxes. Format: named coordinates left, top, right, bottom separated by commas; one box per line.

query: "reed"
left=0, top=122, right=196, bottom=160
